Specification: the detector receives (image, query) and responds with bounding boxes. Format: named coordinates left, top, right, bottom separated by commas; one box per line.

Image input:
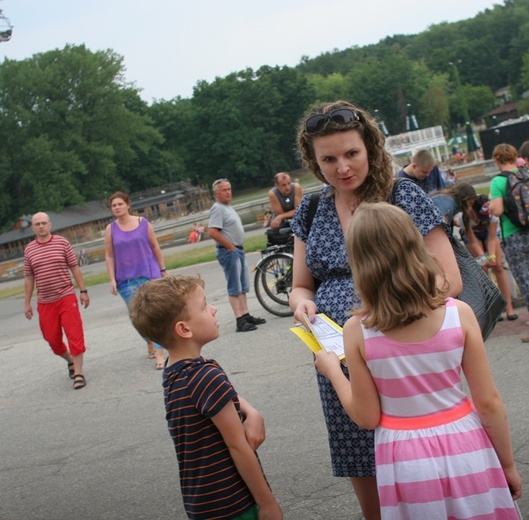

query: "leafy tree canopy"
left=2, top=0, right=528, bottom=232
left=0, top=44, right=174, bottom=229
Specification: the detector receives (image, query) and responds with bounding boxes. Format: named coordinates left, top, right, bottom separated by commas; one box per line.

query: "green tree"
left=419, top=73, right=450, bottom=130
left=152, top=66, right=314, bottom=189
left=448, top=85, right=496, bottom=125
left=307, top=73, right=348, bottom=105
left=345, top=48, right=429, bottom=134
left=0, top=44, right=169, bottom=229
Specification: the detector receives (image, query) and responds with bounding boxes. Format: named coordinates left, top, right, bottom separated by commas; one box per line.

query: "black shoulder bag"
left=391, top=178, right=505, bottom=340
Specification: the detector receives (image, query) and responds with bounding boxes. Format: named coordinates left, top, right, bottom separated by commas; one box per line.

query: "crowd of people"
left=22, top=100, right=527, bottom=519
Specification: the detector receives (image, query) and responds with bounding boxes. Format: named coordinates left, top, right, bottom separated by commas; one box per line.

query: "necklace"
left=335, top=193, right=361, bottom=216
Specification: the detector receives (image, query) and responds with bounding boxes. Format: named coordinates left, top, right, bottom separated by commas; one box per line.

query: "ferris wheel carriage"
left=0, top=9, right=13, bottom=42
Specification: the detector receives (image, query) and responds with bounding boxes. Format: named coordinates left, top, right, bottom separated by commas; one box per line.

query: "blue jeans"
left=216, top=247, right=249, bottom=296
left=117, top=277, right=163, bottom=349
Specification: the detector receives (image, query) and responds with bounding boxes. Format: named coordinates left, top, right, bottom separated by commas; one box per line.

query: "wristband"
left=487, top=254, right=496, bottom=261
left=160, top=268, right=167, bottom=272
left=80, top=290, right=88, bottom=294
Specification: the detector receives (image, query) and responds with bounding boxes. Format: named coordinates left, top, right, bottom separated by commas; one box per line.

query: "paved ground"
left=1, top=231, right=528, bottom=519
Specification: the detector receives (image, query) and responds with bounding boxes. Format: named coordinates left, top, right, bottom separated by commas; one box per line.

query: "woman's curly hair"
left=297, top=100, right=395, bottom=202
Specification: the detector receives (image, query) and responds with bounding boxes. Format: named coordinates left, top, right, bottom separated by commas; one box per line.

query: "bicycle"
left=253, top=231, right=294, bottom=317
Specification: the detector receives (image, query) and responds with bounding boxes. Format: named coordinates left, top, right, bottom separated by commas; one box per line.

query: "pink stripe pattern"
left=362, top=298, right=518, bottom=518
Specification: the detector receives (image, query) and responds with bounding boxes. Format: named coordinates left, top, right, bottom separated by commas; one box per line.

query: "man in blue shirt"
left=397, top=149, right=446, bottom=194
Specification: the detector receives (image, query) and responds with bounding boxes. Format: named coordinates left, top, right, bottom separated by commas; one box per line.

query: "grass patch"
left=165, top=234, right=268, bottom=269
left=0, top=285, right=25, bottom=300
left=0, top=234, right=269, bottom=301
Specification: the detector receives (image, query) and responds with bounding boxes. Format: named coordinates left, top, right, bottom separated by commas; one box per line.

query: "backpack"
left=499, top=168, right=529, bottom=228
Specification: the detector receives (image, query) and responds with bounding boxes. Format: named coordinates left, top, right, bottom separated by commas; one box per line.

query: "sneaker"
left=246, top=315, right=266, bottom=325
left=236, top=320, right=257, bottom=332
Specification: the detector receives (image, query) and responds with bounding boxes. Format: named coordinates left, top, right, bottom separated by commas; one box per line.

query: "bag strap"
left=306, top=192, right=321, bottom=290
left=306, top=192, right=319, bottom=233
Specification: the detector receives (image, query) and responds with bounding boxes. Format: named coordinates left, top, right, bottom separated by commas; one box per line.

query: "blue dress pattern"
left=291, top=182, right=444, bottom=477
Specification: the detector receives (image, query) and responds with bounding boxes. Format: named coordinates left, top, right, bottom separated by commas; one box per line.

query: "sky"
left=0, top=0, right=500, bottom=104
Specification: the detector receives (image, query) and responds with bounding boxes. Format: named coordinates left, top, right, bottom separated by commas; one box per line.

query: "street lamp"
left=449, top=61, right=470, bottom=123
left=406, top=103, right=419, bottom=131
left=374, top=109, right=390, bottom=136
left=449, top=61, right=479, bottom=158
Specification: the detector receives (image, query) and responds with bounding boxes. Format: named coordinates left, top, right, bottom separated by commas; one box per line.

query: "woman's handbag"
left=449, top=234, right=506, bottom=340
left=391, top=179, right=505, bottom=340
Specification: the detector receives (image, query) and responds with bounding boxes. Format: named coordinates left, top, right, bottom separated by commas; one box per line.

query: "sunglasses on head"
left=305, top=108, right=360, bottom=135
left=212, top=178, right=229, bottom=189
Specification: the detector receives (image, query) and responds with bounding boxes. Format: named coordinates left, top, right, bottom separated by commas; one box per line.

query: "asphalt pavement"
left=1, top=229, right=528, bottom=519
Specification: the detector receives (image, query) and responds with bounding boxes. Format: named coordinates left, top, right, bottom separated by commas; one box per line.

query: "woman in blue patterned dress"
left=289, top=100, right=462, bottom=519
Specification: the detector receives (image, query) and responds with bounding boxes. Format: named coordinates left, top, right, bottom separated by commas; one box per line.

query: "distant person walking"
left=208, top=179, right=266, bottom=332
left=24, top=212, right=90, bottom=390
left=104, top=191, right=168, bottom=368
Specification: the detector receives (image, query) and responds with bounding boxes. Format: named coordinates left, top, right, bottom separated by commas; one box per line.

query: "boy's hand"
left=238, top=397, right=265, bottom=451
left=243, top=409, right=265, bottom=451
left=314, top=351, right=341, bottom=379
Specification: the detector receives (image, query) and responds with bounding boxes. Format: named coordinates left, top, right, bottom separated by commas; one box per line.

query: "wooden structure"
left=0, top=182, right=212, bottom=261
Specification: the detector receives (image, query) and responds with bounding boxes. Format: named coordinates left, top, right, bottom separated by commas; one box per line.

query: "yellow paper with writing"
left=290, top=313, right=345, bottom=361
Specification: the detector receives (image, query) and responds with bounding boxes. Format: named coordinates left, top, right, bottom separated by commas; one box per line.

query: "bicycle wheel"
left=254, top=252, right=293, bottom=317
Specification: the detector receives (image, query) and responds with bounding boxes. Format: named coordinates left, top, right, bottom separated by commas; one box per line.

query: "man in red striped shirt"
left=24, top=212, right=90, bottom=390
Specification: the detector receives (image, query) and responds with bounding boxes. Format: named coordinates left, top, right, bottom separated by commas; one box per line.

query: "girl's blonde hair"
left=346, top=202, right=448, bottom=331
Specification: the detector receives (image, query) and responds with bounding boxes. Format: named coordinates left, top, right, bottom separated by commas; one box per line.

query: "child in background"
left=196, top=222, right=205, bottom=241
left=315, top=202, right=521, bottom=519
left=454, top=182, right=517, bottom=321
left=129, top=275, right=282, bottom=520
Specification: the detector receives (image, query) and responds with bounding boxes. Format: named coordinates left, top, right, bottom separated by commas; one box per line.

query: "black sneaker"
left=246, top=315, right=266, bottom=325
left=236, top=320, right=257, bottom=332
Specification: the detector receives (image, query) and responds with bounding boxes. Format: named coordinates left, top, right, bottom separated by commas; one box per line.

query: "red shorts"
left=37, top=294, right=86, bottom=357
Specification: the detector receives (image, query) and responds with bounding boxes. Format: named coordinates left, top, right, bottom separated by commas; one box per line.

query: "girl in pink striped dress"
left=315, top=202, right=521, bottom=519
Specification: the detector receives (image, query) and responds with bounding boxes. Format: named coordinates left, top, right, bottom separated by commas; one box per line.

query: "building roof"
left=0, top=188, right=192, bottom=247
left=0, top=200, right=112, bottom=246
left=482, top=102, right=518, bottom=118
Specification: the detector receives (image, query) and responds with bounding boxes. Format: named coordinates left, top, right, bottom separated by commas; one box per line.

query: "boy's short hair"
left=129, top=275, right=204, bottom=347
left=412, top=149, right=435, bottom=169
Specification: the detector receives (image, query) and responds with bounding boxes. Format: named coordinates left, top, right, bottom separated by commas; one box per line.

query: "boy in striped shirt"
left=129, top=275, right=282, bottom=520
